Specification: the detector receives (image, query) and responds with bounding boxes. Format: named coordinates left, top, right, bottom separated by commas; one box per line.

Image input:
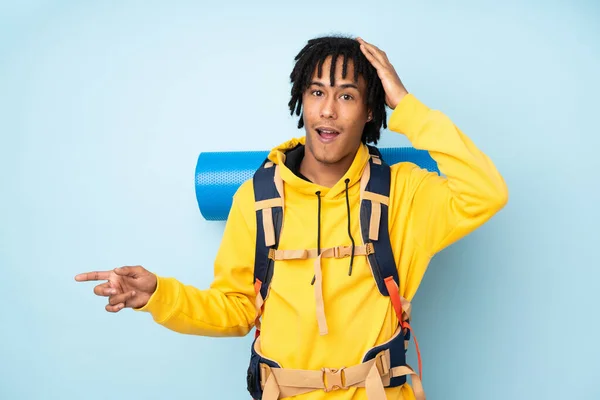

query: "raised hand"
left=74, top=266, right=157, bottom=312
left=357, top=37, right=408, bottom=110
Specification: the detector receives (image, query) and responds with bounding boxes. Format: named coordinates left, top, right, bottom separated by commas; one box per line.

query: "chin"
left=307, top=140, right=342, bottom=165
left=314, top=151, right=344, bottom=165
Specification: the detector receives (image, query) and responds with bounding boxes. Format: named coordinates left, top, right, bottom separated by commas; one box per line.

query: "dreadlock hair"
left=288, top=35, right=387, bottom=145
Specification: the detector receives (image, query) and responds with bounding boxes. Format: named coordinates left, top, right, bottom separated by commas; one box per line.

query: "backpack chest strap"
left=268, top=243, right=374, bottom=261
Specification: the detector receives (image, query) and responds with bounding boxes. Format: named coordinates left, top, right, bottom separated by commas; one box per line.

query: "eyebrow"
left=309, top=81, right=359, bottom=90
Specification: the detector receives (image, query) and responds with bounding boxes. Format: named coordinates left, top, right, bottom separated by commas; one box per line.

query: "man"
left=75, top=36, right=508, bottom=400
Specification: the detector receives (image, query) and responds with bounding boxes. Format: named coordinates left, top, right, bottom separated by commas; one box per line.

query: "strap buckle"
left=259, top=363, right=272, bottom=389
left=333, top=246, right=351, bottom=258
left=322, top=367, right=346, bottom=392
left=375, top=351, right=390, bottom=376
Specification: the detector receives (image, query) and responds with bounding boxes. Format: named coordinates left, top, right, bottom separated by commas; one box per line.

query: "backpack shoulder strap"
left=360, top=145, right=400, bottom=297
left=361, top=146, right=415, bottom=358
left=251, top=159, right=284, bottom=333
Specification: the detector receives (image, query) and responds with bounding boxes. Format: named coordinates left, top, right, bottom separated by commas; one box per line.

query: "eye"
left=341, top=94, right=354, bottom=101
left=311, top=90, right=323, bottom=96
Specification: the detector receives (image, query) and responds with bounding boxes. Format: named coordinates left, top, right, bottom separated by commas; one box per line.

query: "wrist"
left=388, top=93, right=429, bottom=136
left=391, top=88, right=408, bottom=109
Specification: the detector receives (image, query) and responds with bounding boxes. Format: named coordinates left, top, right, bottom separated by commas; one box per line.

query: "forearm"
left=135, top=275, right=255, bottom=337
left=391, top=94, right=508, bottom=212
left=389, top=94, right=509, bottom=254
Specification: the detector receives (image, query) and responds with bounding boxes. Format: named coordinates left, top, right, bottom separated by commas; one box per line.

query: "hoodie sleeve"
left=134, top=181, right=257, bottom=337
left=388, top=93, right=508, bottom=257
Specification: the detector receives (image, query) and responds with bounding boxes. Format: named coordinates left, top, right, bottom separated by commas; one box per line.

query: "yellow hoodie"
left=135, top=93, right=508, bottom=399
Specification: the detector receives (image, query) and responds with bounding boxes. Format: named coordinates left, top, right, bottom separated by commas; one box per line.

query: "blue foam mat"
left=195, top=148, right=439, bottom=221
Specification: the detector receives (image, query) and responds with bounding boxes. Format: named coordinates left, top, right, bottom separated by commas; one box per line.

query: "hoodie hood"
left=266, top=136, right=371, bottom=199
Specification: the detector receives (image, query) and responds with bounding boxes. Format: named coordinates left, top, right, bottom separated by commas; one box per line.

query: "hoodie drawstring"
left=344, top=178, right=356, bottom=276
left=316, top=191, right=322, bottom=257
left=310, top=184, right=356, bottom=283
left=309, top=184, right=358, bottom=335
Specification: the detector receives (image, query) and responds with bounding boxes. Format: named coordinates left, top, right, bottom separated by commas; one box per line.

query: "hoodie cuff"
left=387, top=93, right=431, bottom=139
left=134, top=275, right=181, bottom=323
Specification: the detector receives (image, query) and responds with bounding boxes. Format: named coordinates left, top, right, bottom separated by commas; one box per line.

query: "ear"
left=367, top=110, right=373, bottom=122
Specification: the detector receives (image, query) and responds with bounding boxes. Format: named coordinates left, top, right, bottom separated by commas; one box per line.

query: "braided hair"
left=288, top=35, right=387, bottom=145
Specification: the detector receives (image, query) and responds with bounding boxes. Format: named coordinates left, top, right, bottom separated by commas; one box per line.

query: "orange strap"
left=254, top=279, right=264, bottom=338
left=384, top=276, right=423, bottom=380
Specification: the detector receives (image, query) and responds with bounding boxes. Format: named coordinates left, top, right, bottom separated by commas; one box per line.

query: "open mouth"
left=316, top=128, right=340, bottom=142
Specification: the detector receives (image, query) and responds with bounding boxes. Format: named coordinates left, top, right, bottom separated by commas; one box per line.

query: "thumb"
left=114, top=266, right=140, bottom=278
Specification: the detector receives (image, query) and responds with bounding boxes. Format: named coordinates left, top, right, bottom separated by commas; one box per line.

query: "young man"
left=75, top=36, right=508, bottom=400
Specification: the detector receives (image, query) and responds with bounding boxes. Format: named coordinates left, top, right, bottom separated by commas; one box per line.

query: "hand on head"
left=356, top=37, right=408, bottom=109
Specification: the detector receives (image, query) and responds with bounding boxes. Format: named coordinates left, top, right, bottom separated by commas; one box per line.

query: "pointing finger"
left=74, top=271, right=111, bottom=282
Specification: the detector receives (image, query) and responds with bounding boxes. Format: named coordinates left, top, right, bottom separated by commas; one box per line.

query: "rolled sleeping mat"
left=195, top=147, right=440, bottom=221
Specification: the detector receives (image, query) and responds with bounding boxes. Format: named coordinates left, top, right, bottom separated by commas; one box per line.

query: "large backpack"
left=246, top=145, right=423, bottom=400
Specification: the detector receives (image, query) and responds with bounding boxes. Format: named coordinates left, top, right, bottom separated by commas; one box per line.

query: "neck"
left=299, top=147, right=357, bottom=188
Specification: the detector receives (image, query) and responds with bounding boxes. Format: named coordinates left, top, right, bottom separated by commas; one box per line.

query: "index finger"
left=74, top=271, right=111, bottom=282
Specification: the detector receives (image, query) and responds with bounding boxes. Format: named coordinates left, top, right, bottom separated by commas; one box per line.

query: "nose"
left=320, top=95, right=337, bottom=119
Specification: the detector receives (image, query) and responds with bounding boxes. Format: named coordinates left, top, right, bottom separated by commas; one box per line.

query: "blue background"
left=1, top=1, right=598, bottom=399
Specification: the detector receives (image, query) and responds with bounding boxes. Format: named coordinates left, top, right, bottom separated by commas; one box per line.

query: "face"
left=301, top=55, right=372, bottom=166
